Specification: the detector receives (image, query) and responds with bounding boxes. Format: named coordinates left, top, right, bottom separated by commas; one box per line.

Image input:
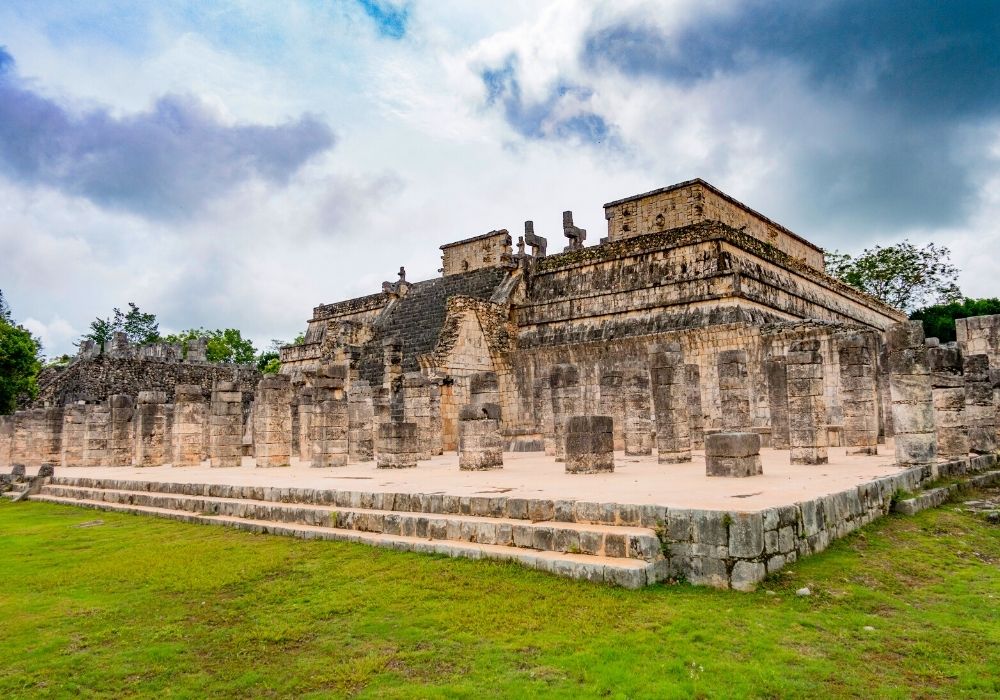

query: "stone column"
left=599, top=370, right=626, bottom=450
left=311, top=365, right=349, bottom=467
left=993, top=369, right=1000, bottom=449
left=964, top=353, right=996, bottom=455
left=718, top=350, right=752, bottom=432
left=296, top=386, right=314, bottom=463
left=134, top=391, right=169, bottom=467
left=209, top=381, right=243, bottom=468
left=549, top=364, right=581, bottom=462
left=0, top=415, right=12, bottom=468
left=838, top=333, right=879, bottom=456
left=40, top=406, right=65, bottom=467
left=60, top=402, right=87, bottom=467
left=786, top=340, right=828, bottom=464
left=254, top=375, right=293, bottom=468
left=928, top=345, right=968, bottom=460
left=706, top=432, right=762, bottom=477
left=10, top=411, right=31, bottom=467
left=650, top=343, right=691, bottom=463
left=82, top=402, right=111, bottom=467
left=534, top=373, right=555, bottom=455
left=376, top=422, right=418, bottom=469
left=348, top=379, right=375, bottom=462
left=685, top=364, right=705, bottom=449
left=429, top=380, right=444, bottom=456
left=172, top=385, right=208, bottom=466
left=458, top=405, right=503, bottom=470
left=403, top=373, right=433, bottom=460
left=886, top=321, right=937, bottom=471
left=623, top=367, right=653, bottom=456
left=766, top=357, right=790, bottom=449
left=109, top=395, right=135, bottom=467
left=564, top=415, right=614, bottom=474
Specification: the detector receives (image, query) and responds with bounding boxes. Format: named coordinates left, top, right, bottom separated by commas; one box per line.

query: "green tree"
left=83, top=302, right=160, bottom=348
left=163, top=328, right=257, bottom=364
left=824, top=241, right=962, bottom=313
left=0, top=296, right=43, bottom=414
left=910, top=298, right=1000, bottom=344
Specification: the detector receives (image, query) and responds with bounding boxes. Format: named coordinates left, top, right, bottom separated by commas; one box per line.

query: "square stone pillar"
left=209, top=381, right=243, bottom=468
left=376, top=422, right=418, bottom=469
left=837, top=333, right=879, bottom=456
left=533, top=373, right=555, bottom=455
left=40, top=406, right=64, bottom=467
left=623, top=366, right=653, bottom=456
left=564, top=415, right=614, bottom=474
left=82, top=402, right=111, bottom=467
left=599, top=370, right=626, bottom=450
left=0, top=415, right=13, bottom=468
left=766, top=356, right=790, bottom=450
left=311, top=365, right=349, bottom=467
left=172, top=385, right=207, bottom=466
left=549, top=364, right=581, bottom=462
left=993, top=369, right=1000, bottom=449
left=786, top=340, right=828, bottom=465
left=706, top=432, right=762, bottom=477
left=458, top=405, right=503, bottom=470
left=685, top=364, right=705, bottom=449
left=109, top=395, right=135, bottom=467
left=964, top=354, right=996, bottom=455
left=348, top=379, right=375, bottom=462
left=401, top=373, right=433, bottom=461
left=717, top=350, right=752, bottom=432
left=429, top=380, right=444, bottom=456
left=134, top=391, right=169, bottom=467
left=10, top=410, right=31, bottom=467
left=60, top=402, right=87, bottom=467
left=650, top=343, right=691, bottom=463
left=886, top=321, right=937, bottom=471
left=254, top=375, right=293, bottom=468
left=929, top=345, right=969, bottom=460
left=296, top=386, right=314, bottom=462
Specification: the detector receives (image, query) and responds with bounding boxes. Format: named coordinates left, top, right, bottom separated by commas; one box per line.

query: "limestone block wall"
left=0, top=415, right=12, bottom=467
left=60, top=403, right=87, bottom=467
left=603, top=179, right=826, bottom=270
left=82, top=402, right=111, bottom=467
left=254, top=376, right=293, bottom=468
left=172, top=385, right=208, bottom=466
left=440, top=230, right=512, bottom=277
left=134, top=391, right=170, bottom=467
left=956, top=314, right=1000, bottom=368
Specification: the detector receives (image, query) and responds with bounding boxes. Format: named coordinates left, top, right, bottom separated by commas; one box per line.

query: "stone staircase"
left=30, top=476, right=667, bottom=588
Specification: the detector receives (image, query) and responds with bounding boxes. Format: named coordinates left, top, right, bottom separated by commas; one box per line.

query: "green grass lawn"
left=1, top=496, right=998, bottom=699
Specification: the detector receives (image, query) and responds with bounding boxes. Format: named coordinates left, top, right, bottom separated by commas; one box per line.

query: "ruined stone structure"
left=8, top=179, right=1000, bottom=591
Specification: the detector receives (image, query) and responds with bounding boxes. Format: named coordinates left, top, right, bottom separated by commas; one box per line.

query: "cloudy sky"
left=1, top=0, right=998, bottom=357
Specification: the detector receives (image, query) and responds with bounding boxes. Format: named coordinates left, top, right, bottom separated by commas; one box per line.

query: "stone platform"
left=19, top=444, right=975, bottom=592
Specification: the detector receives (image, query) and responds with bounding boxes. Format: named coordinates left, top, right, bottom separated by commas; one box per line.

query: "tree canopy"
left=910, top=298, right=1000, bottom=344
left=83, top=303, right=160, bottom=348
left=161, top=328, right=257, bottom=365
left=0, top=291, right=43, bottom=414
left=824, top=241, right=962, bottom=313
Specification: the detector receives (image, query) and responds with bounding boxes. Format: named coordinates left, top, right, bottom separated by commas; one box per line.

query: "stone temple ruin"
left=4, top=178, right=1000, bottom=590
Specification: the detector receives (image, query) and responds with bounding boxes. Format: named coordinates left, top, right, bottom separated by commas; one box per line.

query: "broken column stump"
left=564, top=415, right=614, bottom=474
left=458, top=404, right=503, bottom=471
left=786, top=340, right=829, bottom=465
left=376, top=422, right=419, bottom=469
left=705, top=432, right=763, bottom=477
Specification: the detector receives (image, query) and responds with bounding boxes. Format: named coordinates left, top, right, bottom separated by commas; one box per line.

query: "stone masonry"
left=837, top=333, right=879, bottom=456
left=886, top=321, right=937, bottom=473
left=564, top=415, right=614, bottom=474
left=623, top=367, right=653, bottom=456
left=717, top=350, right=751, bottom=433
left=254, top=375, right=293, bottom=468
left=209, top=381, right=243, bottom=468
left=650, top=343, right=691, bottom=463
left=172, top=385, right=208, bottom=466
left=134, top=391, right=169, bottom=467
left=765, top=357, right=790, bottom=450
left=348, top=379, right=375, bottom=462
left=549, top=364, right=581, bottom=462
left=376, top=422, right=419, bottom=469
left=82, top=402, right=111, bottom=467
left=928, top=345, right=969, bottom=460
left=311, top=365, right=349, bottom=468
left=60, top=402, right=87, bottom=467
left=458, top=404, right=503, bottom=470
left=705, top=432, right=762, bottom=477
left=964, top=354, right=996, bottom=455
left=786, top=340, right=829, bottom=465
left=109, top=394, right=135, bottom=467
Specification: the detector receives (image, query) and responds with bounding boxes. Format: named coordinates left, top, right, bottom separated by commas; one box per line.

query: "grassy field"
left=1, top=496, right=998, bottom=699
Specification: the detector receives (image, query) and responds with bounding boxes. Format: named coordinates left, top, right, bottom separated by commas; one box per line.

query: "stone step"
left=38, top=484, right=662, bottom=562
left=47, top=476, right=669, bottom=528
left=29, top=494, right=660, bottom=588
